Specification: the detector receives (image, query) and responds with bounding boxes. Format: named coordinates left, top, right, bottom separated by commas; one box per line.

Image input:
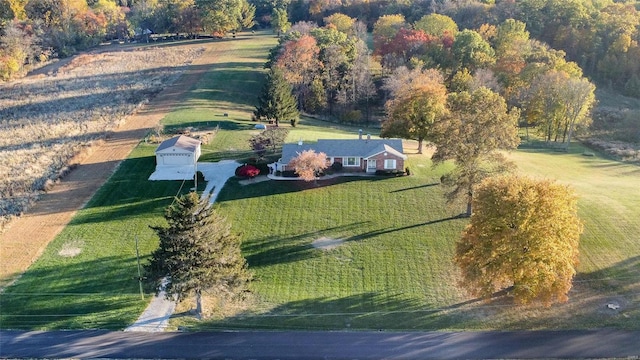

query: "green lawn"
left=0, top=144, right=197, bottom=329
left=171, top=141, right=639, bottom=331
left=0, top=33, right=278, bottom=330
left=1, top=31, right=638, bottom=331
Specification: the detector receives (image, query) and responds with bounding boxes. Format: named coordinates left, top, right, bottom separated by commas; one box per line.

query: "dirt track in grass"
left=0, top=40, right=229, bottom=290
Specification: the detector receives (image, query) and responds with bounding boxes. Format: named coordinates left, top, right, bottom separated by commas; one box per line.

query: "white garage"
left=148, top=135, right=202, bottom=181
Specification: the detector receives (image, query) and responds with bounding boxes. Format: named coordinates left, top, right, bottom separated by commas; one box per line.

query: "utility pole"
left=135, top=236, right=144, bottom=300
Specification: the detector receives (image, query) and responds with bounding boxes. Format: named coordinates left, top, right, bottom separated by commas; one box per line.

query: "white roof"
left=156, top=135, right=200, bottom=154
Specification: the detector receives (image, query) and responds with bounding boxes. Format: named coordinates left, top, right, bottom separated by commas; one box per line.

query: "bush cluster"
left=375, top=169, right=406, bottom=176
left=235, top=164, right=260, bottom=178
left=583, top=139, right=640, bottom=162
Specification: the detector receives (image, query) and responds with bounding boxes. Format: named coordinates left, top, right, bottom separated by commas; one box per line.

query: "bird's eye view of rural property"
left=1, top=0, right=640, bottom=358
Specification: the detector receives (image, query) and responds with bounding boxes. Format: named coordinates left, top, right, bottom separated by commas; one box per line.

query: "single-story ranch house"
left=149, top=135, right=201, bottom=181
left=276, top=136, right=407, bottom=174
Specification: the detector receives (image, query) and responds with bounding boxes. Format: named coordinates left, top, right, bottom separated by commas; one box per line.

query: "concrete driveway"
left=198, top=160, right=240, bottom=203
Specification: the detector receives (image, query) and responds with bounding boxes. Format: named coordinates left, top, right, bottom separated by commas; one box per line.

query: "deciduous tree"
left=197, top=0, right=243, bottom=35
left=382, top=68, right=447, bottom=154
left=323, top=12, right=354, bottom=34
left=452, top=29, right=495, bottom=72
left=372, top=14, right=406, bottom=55
left=146, top=192, right=251, bottom=317
left=455, top=175, right=583, bottom=306
left=274, top=34, right=322, bottom=107
left=522, top=70, right=595, bottom=146
left=413, top=13, right=458, bottom=37
left=249, top=127, right=289, bottom=156
left=289, top=149, right=328, bottom=181
left=271, top=6, right=290, bottom=36
left=432, top=87, right=520, bottom=216
left=238, top=0, right=255, bottom=30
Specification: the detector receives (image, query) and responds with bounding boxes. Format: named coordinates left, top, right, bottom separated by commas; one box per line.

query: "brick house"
left=276, top=135, right=407, bottom=174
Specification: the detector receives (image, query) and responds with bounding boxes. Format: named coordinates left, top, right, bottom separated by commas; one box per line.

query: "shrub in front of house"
left=247, top=158, right=272, bottom=175
left=375, top=169, right=405, bottom=176
left=281, top=170, right=299, bottom=177
left=331, top=161, right=343, bottom=172
left=236, top=164, right=260, bottom=178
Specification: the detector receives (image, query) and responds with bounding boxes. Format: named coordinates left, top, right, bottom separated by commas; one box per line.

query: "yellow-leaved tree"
left=454, top=175, right=583, bottom=307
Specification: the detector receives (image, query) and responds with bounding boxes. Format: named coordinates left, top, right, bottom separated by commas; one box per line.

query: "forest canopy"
left=2, top=0, right=639, bottom=98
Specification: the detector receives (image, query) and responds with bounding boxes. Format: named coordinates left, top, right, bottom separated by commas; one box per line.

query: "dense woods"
left=3, top=0, right=638, bottom=98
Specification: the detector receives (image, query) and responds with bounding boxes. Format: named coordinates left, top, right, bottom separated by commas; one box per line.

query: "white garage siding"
left=149, top=135, right=202, bottom=181
left=161, top=153, right=193, bottom=166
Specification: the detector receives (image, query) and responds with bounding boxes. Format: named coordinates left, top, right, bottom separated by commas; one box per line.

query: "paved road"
left=2, top=330, right=639, bottom=359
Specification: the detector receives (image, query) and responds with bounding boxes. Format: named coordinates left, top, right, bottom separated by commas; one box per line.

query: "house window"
left=384, top=159, right=396, bottom=169
left=344, top=157, right=360, bottom=166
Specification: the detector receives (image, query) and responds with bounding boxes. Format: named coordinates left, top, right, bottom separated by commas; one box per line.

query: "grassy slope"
left=0, top=144, right=189, bottom=329
left=181, top=140, right=639, bottom=331
left=0, top=33, right=278, bottom=330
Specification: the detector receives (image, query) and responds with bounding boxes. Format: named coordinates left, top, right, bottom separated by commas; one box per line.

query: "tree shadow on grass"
left=163, top=119, right=254, bottom=133
left=244, top=222, right=370, bottom=268
left=202, top=254, right=640, bottom=331
left=389, top=182, right=440, bottom=193
left=193, top=291, right=486, bottom=331
left=343, top=214, right=466, bottom=243
left=67, top=155, right=199, bottom=225
left=0, top=256, right=147, bottom=330
left=217, top=176, right=395, bottom=203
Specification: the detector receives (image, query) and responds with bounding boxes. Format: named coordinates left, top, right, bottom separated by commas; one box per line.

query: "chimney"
left=358, top=129, right=363, bottom=140
left=298, top=138, right=303, bottom=146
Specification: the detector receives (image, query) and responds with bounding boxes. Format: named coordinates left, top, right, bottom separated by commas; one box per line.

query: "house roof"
left=156, top=135, right=201, bottom=154
left=280, top=138, right=406, bottom=164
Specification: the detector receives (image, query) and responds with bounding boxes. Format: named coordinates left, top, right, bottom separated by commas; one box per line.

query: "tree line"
left=260, top=12, right=596, bottom=148
left=3, top=0, right=637, bottom=99
left=0, top=0, right=258, bottom=79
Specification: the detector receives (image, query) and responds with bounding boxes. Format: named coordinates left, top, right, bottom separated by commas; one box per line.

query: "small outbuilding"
left=148, top=135, right=201, bottom=181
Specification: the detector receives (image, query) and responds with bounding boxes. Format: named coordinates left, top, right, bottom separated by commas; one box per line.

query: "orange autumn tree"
left=454, top=175, right=583, bottom=307
left=289, top=149, right=328, bottom=181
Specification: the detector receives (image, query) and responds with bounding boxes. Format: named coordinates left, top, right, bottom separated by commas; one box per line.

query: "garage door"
left=162, top=153, right=191, bottom=165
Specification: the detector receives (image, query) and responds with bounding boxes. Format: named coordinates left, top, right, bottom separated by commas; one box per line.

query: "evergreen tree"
left=146, top=192, right=250, bottom=317
left=254, top=68, right=300, bottom=126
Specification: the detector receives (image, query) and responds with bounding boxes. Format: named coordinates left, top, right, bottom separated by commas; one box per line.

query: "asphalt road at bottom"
left=2, top=330, right=640, bottom=359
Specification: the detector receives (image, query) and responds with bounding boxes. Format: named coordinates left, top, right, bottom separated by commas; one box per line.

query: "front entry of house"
left=367, top=159, right=376, bottom=173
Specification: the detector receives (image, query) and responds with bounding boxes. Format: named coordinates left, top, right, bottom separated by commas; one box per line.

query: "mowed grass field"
left=1, top=31, right=639, bottom=331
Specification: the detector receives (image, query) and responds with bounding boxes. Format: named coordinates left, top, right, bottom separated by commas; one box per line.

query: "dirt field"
left=0, top=40, right=229, bottom=290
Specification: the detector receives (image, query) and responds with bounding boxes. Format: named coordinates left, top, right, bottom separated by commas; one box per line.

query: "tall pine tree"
left=146, top=192, right=250, bottom=317
left=254, top=68, right=300, bottom=126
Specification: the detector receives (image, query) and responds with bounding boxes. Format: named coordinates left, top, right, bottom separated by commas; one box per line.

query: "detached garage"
left=148, top=135, right=201, bottom=181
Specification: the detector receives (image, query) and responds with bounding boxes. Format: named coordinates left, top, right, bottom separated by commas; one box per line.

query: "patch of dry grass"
left=0, top=45, right=205, bottom=230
